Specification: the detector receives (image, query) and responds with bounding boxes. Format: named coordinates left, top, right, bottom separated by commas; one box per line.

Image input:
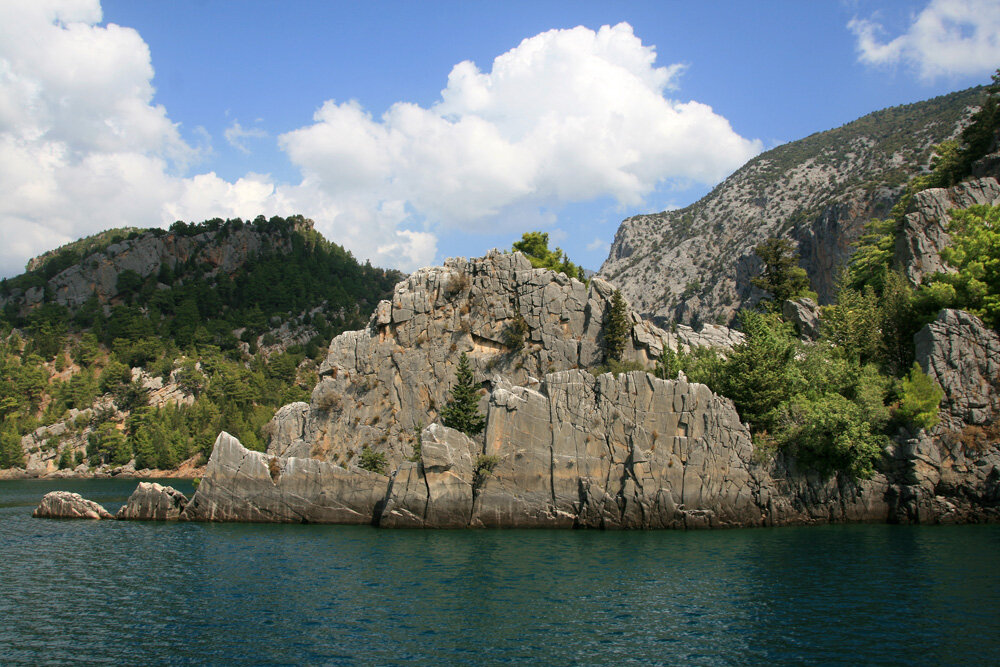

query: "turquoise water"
left=1, top=479, right=998, bottom=665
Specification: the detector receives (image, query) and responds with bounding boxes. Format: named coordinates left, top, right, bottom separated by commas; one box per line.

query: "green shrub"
left=502, top=314, right=529, bottom=352
left=896, top=363, right=944, bottom=432
left=473, top=453, right=500, bottom=486
left=358, top=445, right=388, bottom=475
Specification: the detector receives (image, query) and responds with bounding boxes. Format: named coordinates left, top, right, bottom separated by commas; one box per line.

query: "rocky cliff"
left=263, top=250, right=741, bottom=471
left=599, top=87, right=985, bottom=326
left=181, top=255, right=999, bottom=528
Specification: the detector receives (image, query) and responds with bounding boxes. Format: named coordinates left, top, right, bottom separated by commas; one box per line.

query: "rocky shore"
left=31, top=252, right=1000, bottom=529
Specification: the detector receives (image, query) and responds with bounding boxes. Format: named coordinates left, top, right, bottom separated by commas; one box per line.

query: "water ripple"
left=1, top=480, right=999, bottom=665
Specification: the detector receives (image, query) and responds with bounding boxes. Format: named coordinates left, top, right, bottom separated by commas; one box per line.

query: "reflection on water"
left=1, top=479, right=998, bottom=665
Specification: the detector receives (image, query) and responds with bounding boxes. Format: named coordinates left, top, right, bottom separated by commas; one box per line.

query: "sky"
left=1, top=0, right=999, bottom=279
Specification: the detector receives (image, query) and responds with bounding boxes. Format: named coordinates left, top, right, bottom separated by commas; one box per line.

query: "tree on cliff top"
left=441, top=352, right=486, bottom=436
left=512, top=232, right=585, bottom=281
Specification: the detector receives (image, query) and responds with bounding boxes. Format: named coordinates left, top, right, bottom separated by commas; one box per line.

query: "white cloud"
left=586, top=237, right=609, bottom=252
left=849, top=0, right=1000, bottom=80
left=280, top=23, right=760, bottom=236
left=0, top=7, right=756, bottom=278
left=224, top=120, right=268, bottom=155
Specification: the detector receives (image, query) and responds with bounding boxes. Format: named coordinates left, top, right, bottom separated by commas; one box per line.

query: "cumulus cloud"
left=849, top=0, right=1000, bottom=80
left=0, top=6, right=757, bottom=278
left=281, top=23, right=760, bottom=235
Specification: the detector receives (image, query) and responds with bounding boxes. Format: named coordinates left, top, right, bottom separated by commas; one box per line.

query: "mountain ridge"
left=600, top=86, right=986, bottom=326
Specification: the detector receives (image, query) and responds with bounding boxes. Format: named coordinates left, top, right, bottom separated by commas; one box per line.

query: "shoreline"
left=0, top=466, right=206, bottom=481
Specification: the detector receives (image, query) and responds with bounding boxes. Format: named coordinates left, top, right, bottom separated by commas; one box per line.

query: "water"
left=1, top=479, right=998, bottom=666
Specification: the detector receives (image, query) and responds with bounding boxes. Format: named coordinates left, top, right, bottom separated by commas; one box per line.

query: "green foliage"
left=719, top=311, right=800, bottom=431
left=512, top=232, right=586, bottom=281
left=653, top=344, right=725, bottom=389
left=680, top=308, right=899, bottom=479
left=0, top=428, right=24, bottom=468
left=87, top=422, right=131, bottom=466
left=358, top=445, right=388, bottom=475
left=917, top=204, right=1000, bottom=329
left=847, top=218, right=897, bottom=293
left=502, top=313, right=529, bottom=352
left=472, top=453, right=500, bottom=486
left=751, top=238, right=816, bottom=305
left=896, top=363, right=944, bottom=432
left=409, top=422, right=423, bottom=463
left=603, top=290, right=629, bottom=363
left=57, top=446, right=75, bottom=470
left=776, top=392, right=887, bottom=479
left=441, top=352, right=486, bottom=437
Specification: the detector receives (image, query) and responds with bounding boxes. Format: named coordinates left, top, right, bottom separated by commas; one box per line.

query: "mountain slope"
left=599, top=87, right=985, bottom=326
left=0, top=215, right=401, bottom=474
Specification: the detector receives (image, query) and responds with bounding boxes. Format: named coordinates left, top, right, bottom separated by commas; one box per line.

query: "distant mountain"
left=599, top=87, right=986, bottom=326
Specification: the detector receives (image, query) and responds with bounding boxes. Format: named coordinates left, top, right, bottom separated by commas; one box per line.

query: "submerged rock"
left=33, top=491, right=113, bottom=520
left=116, top=482, right=189, bottom=520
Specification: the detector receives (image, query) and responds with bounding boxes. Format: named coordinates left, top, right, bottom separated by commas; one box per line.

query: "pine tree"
left=603, top=290, right=629, bottom=362
left=751, top=238, right=814, bottom=305
left=441, top=352, right=486, bottom=436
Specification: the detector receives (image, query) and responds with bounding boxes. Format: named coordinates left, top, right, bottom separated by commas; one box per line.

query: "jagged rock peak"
left=266, top=250, right=741, bottom=469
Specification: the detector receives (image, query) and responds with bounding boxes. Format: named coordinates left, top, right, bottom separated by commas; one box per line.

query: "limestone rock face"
left=599, top=88, right=980, bottom=326
left=781, top=297, right=820, bottom=339
left=181, top=432, right=389, bottom=524
left=198, top=370, right=902, bottom=529
left=266, top=251, right=731, bottom=471
left=895, top=177, right=1000, bottom=286
left=889, top=309, right=1000, bottom=523
left=915, top=309, right=1000, bottom=430
left=116, top=482, right=188, bottom=520
left=380, top=423, right=477, bottom=528
left=476, top=370, right=766, bottom=529
left=33, top=491, right=113, bottom=520
left=264, top=402, right=311, bottom=458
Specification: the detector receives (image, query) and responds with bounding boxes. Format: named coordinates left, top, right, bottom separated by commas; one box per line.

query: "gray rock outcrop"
left=183, top=248, right=999, bottom=529
left=266, top=251, right=737, bottom=471
left=115, top=482, right=189, bottom=520
left=916, top=309, right=1000, bottom=431
left=181, top=432, right=389, bottom=523
left=188, top=369, right=902, bottom=529
left=782, top=297, right=820, bottom=339
left=32, top=491, right=113, bottom=520
left=888, top=309, right=1000, bottom=523
left=895, top=177, right=1000, bottom=286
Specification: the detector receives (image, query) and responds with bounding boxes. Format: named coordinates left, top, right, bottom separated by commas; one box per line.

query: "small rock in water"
left=33, top=491, right=113, bottom=520
left=116, top=482, right=189, bottom=520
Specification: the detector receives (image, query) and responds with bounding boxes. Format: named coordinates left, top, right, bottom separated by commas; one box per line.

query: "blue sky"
left=1, top=0, right=998, bottom=278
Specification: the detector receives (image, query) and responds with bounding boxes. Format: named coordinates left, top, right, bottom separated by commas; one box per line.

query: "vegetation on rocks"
left=603, top=290, right=630, bottom=363
left=0, top=215, right=399, bottom=471
left=441, top=353, right=486, bottom=437
left=358, top=445, right=388, bottom=475
left=916, top=204, right=1000, bottom=330
left=512, top=231, right=585, bottom=281
left=751, top=238, right=816, bottom=306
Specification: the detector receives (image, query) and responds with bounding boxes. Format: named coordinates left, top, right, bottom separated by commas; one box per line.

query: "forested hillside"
left=0, top=215, right=401, bottom=473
